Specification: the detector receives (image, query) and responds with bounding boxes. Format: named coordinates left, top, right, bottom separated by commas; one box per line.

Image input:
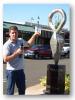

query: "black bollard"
left=45, top=64, right=65, bottom=94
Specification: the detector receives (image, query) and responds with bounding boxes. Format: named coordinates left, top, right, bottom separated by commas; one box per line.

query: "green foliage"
left=65, top=74, right=70, bottom=94
left=40, top=76, right=47, bottom=86
left=40, top=74, right=70, bottom=94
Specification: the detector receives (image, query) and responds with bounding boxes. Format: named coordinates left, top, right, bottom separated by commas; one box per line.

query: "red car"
left=24, top=44, right=52, bottom=59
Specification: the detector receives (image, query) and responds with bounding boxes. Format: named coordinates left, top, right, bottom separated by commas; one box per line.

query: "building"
left=3, top=21, right=70, bottom=45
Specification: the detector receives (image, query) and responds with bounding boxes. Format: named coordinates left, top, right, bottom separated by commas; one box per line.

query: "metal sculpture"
left=48, top=8, right=66, bottom=64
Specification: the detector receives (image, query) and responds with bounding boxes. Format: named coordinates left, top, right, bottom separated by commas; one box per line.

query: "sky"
left=3, top=4, right=70, bottom=30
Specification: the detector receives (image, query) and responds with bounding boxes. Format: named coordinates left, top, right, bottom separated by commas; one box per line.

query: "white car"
left=24, top=50, right=35, bottom=58
left=61, top=43, right=70, bottom=58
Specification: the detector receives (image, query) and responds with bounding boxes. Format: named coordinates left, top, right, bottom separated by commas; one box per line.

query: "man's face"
left=9, top=29, right=18, bottom=42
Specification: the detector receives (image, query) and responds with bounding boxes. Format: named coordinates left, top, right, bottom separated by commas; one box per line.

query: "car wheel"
left=35, top=54, right=39, bottom=59
left=66, top=51, right=70, bottom=58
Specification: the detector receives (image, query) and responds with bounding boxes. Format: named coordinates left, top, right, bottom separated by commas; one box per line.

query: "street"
left=3, top=58, right=70, bottom=94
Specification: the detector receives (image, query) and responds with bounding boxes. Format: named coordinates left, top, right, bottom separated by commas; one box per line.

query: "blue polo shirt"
left=3, top=38, right=26, bottom=70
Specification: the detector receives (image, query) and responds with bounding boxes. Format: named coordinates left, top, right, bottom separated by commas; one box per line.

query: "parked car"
left=24, top=44, right=52, bottom=59
left=24, top=50, right=35, bottom=58
left=61, top=43, right=70, bottom=58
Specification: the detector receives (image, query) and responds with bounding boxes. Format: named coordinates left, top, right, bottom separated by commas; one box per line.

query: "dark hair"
left=9, top=26, right=18, bottom=32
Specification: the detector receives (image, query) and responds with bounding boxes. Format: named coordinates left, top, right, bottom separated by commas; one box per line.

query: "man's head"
left=9, top=26, right=19, bottom=42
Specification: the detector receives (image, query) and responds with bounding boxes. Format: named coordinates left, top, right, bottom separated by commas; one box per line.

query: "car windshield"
left=31, top=45, right=50, bottom=49
left=31, top=45, right=40, bottom=49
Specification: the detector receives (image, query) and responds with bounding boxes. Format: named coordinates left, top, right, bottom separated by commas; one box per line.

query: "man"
left=3, top=26, right=40, bottom=95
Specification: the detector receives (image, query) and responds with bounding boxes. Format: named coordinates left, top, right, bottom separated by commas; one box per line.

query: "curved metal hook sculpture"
left=48, top=9, right=66, bottom=65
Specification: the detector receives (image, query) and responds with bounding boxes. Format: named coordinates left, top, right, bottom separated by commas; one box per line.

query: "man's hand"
left=14, top=48, right=23, bottom=56
left=34, top=32, right=41, bottom=37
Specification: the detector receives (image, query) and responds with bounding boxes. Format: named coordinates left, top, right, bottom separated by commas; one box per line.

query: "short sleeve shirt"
left=3, top=38, right=26, bottom=70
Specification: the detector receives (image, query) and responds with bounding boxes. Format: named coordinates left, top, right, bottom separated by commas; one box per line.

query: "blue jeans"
left=6, top=69, right=26, bottom=95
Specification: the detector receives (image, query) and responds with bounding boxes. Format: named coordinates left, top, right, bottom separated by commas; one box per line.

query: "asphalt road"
left=3, top=58, right=70, bottom=94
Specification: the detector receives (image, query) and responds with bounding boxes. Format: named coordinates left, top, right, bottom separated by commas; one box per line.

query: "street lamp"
left=37, top=16, right=40, bottom=26
left=31, top=17, right=34, bottom=26
left=37, top=16, right=40, bottom=44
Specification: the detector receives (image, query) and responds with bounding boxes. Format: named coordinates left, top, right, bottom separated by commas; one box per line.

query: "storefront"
left=3, top=21, right=70, bottom=45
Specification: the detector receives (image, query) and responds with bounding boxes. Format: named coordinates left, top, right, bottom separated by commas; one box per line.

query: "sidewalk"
left=26, top=84, right=46, bottom=95
left=15, top=84, right=46, bottom=95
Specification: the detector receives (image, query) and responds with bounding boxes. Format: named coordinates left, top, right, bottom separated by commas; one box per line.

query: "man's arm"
left=3, top=48, right=23, bottom=62
left=27, top=32, right=40, bottom=47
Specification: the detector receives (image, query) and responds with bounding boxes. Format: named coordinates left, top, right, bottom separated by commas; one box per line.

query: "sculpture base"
left=44, top=64, right=65, bottom=94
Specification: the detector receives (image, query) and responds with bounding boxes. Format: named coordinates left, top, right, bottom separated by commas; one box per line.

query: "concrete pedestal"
left=45, top=64, right=65, bottom=94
